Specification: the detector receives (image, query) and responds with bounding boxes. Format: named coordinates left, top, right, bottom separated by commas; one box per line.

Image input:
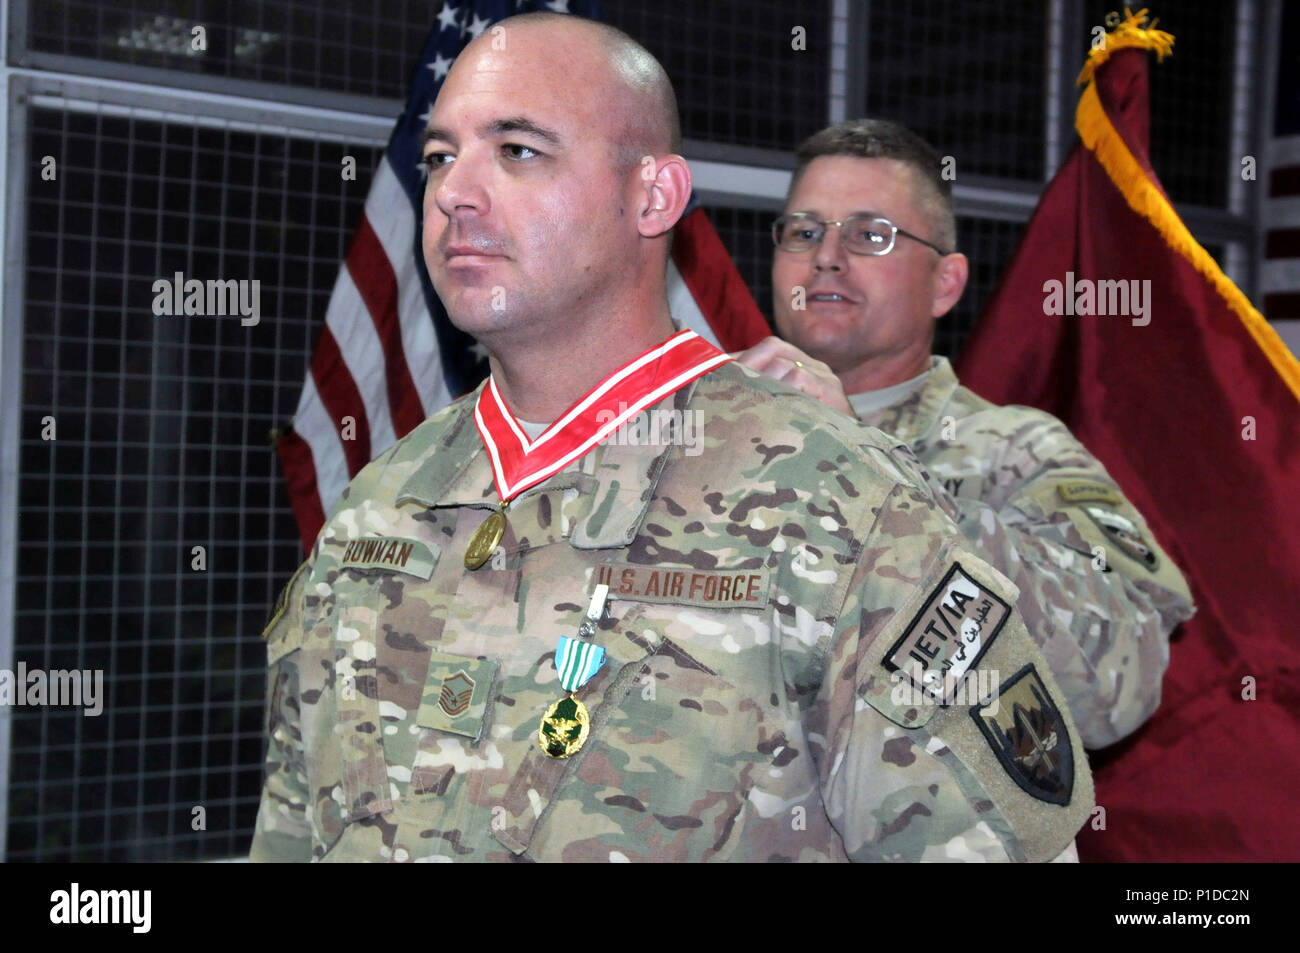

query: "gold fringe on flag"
left=1075, top=7, right=1174, bottom=87
left=1074, top=7, right=1300, bottom=404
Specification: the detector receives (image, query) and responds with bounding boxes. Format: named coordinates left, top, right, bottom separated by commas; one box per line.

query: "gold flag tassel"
left=1072, top=7, right=1300, bottom=404
left=1075, top=7, right=1174, bottom=88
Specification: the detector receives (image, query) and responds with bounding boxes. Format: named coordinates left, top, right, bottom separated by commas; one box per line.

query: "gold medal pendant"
left=464, top=501, right=508, bottom=570
left=539, top=693, right=590, bottom=759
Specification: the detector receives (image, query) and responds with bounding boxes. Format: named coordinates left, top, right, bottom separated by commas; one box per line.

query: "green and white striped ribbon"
left=555, top=636, right=606, bottom=693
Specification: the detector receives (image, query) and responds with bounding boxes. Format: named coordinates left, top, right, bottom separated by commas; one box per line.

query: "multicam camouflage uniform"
left=252, top=360, right=1093, bottom=862
left=853, top=357, right=1195, bottom=749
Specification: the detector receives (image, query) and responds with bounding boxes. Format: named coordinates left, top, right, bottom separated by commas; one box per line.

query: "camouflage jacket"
left=252, top=360, right=1093, bottom=862
left=854, top=357, right=1195, bottom=749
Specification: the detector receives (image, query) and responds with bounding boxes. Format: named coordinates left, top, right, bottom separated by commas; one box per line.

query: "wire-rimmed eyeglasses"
left=772, top=212, right=950, bottom=257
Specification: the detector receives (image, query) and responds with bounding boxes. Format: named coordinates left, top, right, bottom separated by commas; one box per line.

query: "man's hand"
left=733, top=336, right=856, bottom=417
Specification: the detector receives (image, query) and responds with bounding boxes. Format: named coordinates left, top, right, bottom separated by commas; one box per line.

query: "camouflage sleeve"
left=814, top=481, right=1094, bottom=862
left=946, top=424, right=1195, bottom=748
left=249, top=561, right=313, bottom=862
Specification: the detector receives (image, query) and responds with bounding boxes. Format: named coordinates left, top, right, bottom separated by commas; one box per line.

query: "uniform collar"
left=394, top=380, right=693, bottom=549
left=853, top=356, right=960, bottom=445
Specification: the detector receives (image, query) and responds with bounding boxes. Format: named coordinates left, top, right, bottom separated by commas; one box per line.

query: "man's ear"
left=636, top=154, right=693, bottom=239
left=931, top=252, right=969, bottom=319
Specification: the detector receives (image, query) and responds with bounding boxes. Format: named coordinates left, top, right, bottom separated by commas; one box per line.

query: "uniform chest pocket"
left=285, top=577, right=396, bottom=859
left=330, top=587, right=396, bottom=822
left=528, top=616, right=775, bottom=861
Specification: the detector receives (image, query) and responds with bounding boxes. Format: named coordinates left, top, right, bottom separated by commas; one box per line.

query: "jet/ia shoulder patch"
left=971, top=663, right=1074, bottom=806
left=883, top=561, right=1011, bottom=705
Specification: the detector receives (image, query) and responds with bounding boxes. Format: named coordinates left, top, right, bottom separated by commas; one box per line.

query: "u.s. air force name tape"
left=595, top=562, right=769, bottom=609
left=883, top=561, right=1011, bottom=704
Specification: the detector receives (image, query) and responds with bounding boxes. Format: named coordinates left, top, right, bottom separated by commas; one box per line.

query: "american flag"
left=277, top=0, right=772, bottom=552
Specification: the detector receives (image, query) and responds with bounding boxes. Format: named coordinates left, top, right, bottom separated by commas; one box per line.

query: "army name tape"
left=595, top=562, right=770, bottom=609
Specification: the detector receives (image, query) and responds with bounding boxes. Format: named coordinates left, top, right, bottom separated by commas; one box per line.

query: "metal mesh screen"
left=11, top=103, right=381, bottom=860
left=705, top=206, right=779, bottom=330
left=27, top=0, right=434, bottom=100
left=29, top=0, right=832, bottom=146
left=603, top=0, right=831, bottom=151
left=863, top=0, right=1046, bottom=182
left=937, top=217, right=1027, bottom=361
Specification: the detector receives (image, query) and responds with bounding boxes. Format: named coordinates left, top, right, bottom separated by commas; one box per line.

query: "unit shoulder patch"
left=1082, top=506, right=1159, bottom=571
left=971, top=663, right=1074, bottom=806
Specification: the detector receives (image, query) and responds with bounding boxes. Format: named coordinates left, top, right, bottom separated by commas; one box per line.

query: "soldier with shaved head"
left=252, top=13, right=1093, bottom=863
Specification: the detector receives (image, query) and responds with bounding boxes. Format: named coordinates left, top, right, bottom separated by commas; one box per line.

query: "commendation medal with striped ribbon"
left=539, top=586, right=610, bottom=759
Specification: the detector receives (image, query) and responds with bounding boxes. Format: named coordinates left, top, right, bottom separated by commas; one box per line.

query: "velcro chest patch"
left=884, top=561, right=1012, bottom=704
left=339, top=536, right=437, bottom=579
left=416, top=653, right=497, bottom=741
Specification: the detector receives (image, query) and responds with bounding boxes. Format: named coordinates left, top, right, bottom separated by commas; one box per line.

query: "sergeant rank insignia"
left=971, top=664, right=1074, bottom=805
left=539, top=584, right=609, bottom=759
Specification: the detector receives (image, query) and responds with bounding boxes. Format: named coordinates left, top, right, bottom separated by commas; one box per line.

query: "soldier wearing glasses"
left=738, top=119, right=1194, bottom=750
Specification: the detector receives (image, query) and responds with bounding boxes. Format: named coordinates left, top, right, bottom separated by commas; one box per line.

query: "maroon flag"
left=956, top=10, right=1300, bottom=861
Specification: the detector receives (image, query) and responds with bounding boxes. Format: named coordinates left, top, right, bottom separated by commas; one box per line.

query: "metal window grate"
left=12, top=102, right=381, bottom=860
left=605, top=0, right=832, bottom=151
left=28, top=0, right=435, bottom=101
left=936, top=216, right=1027, bottom=361
left=863, top=0, right=1047, bottom=182
left=706, top=206, right=779, bottom=330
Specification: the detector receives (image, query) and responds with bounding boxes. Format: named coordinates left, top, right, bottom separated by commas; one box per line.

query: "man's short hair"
left=788, top=119, right=956, bottom=253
